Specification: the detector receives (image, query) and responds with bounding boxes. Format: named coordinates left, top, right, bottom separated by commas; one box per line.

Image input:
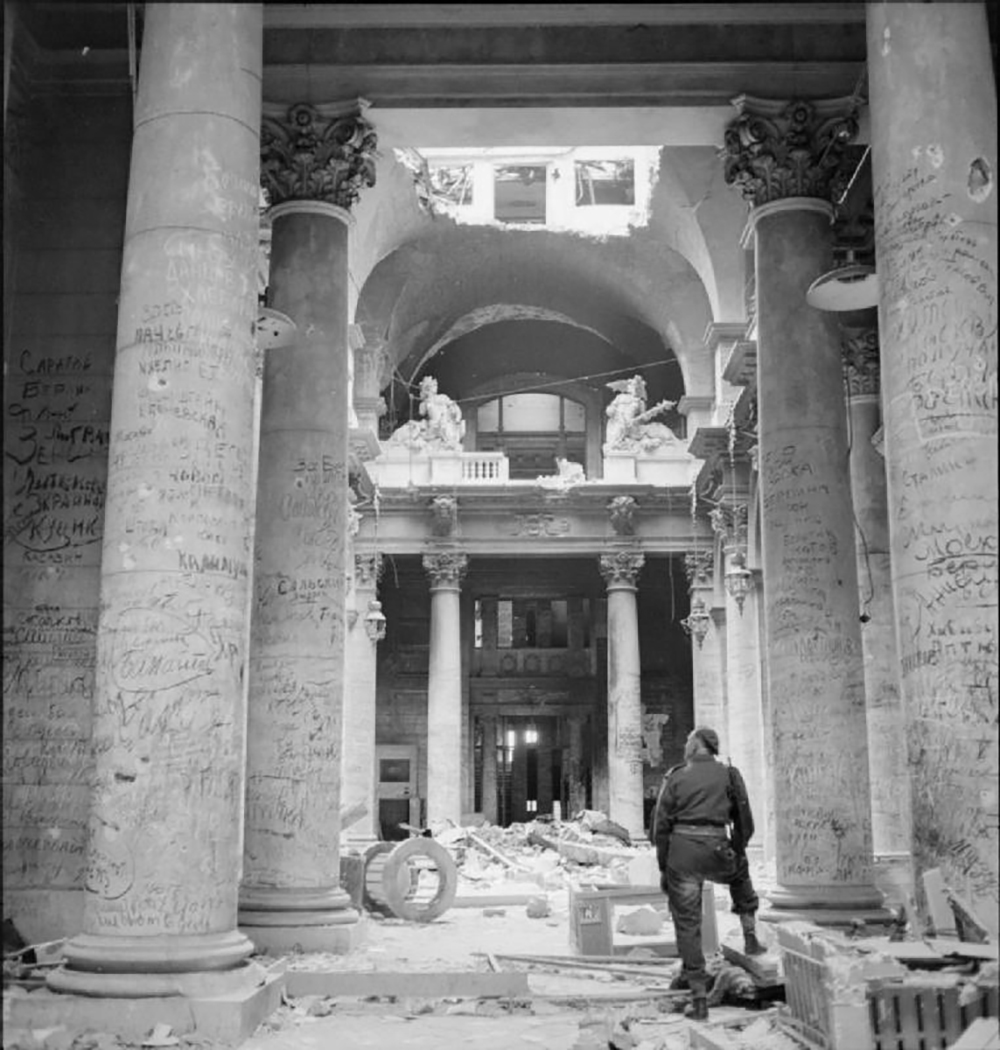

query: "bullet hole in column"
left=968, top=157, right=993, bottom=202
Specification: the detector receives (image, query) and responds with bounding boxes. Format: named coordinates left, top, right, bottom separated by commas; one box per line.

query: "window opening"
left=494, top=164, right=546, bottom=224
left=498, top=600, right=513, bottom=649
left=575, top=158, right=635, bottom=206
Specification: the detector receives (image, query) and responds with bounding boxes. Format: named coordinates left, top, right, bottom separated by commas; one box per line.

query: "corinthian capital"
left=599, top=550, right=645, bottom=588
left=723, top=96, right=858, bottom=208
left=842, top=326, right=880, bottom=398
left=423, top=551, right=468, bottom=587
left=261, top=101, right=378, bottom=210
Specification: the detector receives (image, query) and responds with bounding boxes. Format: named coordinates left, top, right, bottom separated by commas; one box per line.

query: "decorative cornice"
left=842, top=326, right=880, bottom=399
left=354, top=553, right=383, bottom=588
left=722, top=339, right=757, bottom=388
left=599, top=549, right=645, bottom=588
left=423, top=550, right=468, bottom=587
left=607, top=495, right=638, bottom=537
left=684, top=550, right=714, bottom=590
left=261, top=101, right=378, bottom=210
left=723, top=96, right=859, bottom=208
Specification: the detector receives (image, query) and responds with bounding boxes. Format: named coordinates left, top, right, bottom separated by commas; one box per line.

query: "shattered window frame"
left=428, top=163, right=475, bottom=207
left=574, top=158, right=635, bottom=206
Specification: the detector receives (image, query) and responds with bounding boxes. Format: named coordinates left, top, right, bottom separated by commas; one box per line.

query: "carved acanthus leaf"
left=261, top=103, right=378, bottom=210
left=723, top=97, right=858, bottom=207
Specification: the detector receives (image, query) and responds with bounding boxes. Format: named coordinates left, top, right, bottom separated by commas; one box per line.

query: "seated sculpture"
left=604, top=375, right=677, bottom=453
left=537, top=456, right=586, bottom=488
left=386, top=375, right=466, bottom=451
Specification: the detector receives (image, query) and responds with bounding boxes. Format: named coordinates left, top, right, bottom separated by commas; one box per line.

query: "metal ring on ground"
left=377, top=839, right=458, bottom=922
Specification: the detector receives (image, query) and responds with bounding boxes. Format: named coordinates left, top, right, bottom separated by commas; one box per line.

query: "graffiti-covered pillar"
left=724, top=95, right=885, bottom=921
left=238, top=101, right=377, bottom=952
left=867, top=1, right=998, bottom=933
left=842, top=327, right=913, bottom=871
left=48, top=3, right=263, bottom=995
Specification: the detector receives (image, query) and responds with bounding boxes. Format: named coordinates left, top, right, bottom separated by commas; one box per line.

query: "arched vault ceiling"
left=355, top=222, right=713, bottom=393
left=420, top=305, right=609, bottom=367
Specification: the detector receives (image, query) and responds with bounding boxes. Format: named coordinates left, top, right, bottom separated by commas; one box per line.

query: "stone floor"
left=5, top=864, right=798, bottom=1050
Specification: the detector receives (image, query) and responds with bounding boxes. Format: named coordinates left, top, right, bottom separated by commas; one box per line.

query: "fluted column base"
left=761, top=883, right=892, bottom=927
left=238, top=886, right=362, bottom=955
left=238, top=885, right=358, bottom=926
left=46, top=930, right=255, bottom=998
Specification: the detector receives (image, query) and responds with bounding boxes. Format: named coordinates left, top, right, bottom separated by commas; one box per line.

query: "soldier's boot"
left=740, top=912, right=766, bottom=956
left=684, top=983, right=709, bottom=1021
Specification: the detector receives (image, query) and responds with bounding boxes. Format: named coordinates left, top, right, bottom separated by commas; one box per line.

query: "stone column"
left=599, top=549, right=645, bottom=838
left=48, top=4, right=263, bottom=996
left=423, top=551, right=469, bottom=825
left=842, top=327, right=913, bottom=871
left=353, top=337, right=389, bottom=436
left=867, top=1, right=998, bottom=932
left=566, top=715, right=588, bottom=815
left=713, top=499, right=769, bottom=865
left=342, top=553, right=382, bottom=845
left=239, top=101, right=377, bottom=952
left=480, top=714, right=498, bottom=823
left=724, top=96, right=884, bottom=919
left=685, top=551, right=727, bottom=734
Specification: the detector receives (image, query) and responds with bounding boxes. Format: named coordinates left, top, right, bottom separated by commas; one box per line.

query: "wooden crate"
left=777, top=922, right=999, bottom=1050
left=868, top=982, right=999, bottom=1050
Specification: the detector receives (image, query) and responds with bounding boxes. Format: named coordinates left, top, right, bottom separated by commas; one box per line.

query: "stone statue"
left=604, top=375, right=677, bottom=453
left=386, top=375, right=466, bottom=450
left=536, top=456, right=586, bottom=489
left=608, top=494, right=638, bottom=535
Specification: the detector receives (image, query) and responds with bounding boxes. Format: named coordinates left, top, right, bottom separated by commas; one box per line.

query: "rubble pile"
left=426, top=811, right=646, bottom=896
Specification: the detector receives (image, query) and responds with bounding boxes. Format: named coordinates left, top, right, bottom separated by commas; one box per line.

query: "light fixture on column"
left=364, top=598, right=386, bottom=643
left=724, top=551, right=754, bottom=614
left=681, top=596, right=711, bottom=650
left=806, top=249, right=878, bottom=312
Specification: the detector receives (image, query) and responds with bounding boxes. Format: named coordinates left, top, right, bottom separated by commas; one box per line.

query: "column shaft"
left=480, top=716, right=498, bottom=823
left=724, top=581, right=769, bottom=864
left=601, top=551, right=645, bottom=838
left=239, top=203, right=356, bottom=937
left=342, top=556, right=381, bottom=844
left=424, top=552, right=467, bottom=825
left=692, top=600, right=727, bottom=730
left=867, top=1, right=998, bottom=932
left=843, top=340, right=913, bottom=862
left=754, top=200, right=881, bottom=912
left=566, top=716, right=588, bottom=816
left=50, top=2, right=262, bottom=995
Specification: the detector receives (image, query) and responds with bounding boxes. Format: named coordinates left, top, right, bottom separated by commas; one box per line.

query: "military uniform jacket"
left=649, top=754, right=755, bottom=870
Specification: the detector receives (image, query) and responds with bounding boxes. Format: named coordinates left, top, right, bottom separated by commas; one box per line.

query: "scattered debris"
left=526, top=896, right=552, bottom=919
left=140, top=1023, right=180, bottom=1047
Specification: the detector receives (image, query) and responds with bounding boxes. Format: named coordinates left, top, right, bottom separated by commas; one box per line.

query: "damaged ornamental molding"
left=261, top=100, right=378, bottom=210
left=723, top=95, right=859, bottom=207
